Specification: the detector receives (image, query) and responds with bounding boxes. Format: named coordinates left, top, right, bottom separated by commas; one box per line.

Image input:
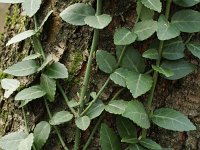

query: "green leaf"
left=187, top=43, right=200, bottom=59
left=33, top=121, right=51, bottom=150
left=18, top=133, right=34, bottom=150
left=37, top=54, right=53, bottom=72
left=38, top=10, right=53, bottom=31
left=15, top=85, right=46, bottom=101
left=84, top=14, right=112, bottom=29
left=122, top=100, right=150, bottom=129
left=110, top=68, right=129, bottom=87
left=116, top=46, right=145, bottom=73
left=4, top=60, right=39, bottom=76
left=0, top=0, right=23, bottom=3
left=128, top=144, right=147, bottom=150
left=152, top=65, right=174, bottom=77
left=126, top=71, right=153, bottom=98
left=22, top=0, right=42, bottom=17
left=60, top=3, right=95, bottom=26
left=162, top=37, right=185, bottom=60
left=141, top=0, right=162, bottom=12
left=75, top=116, right=91, bottom=130
left=96, top=50, right=117, bottom=74
left=121, top=137, right=138, bottom=144
left=152, top=108, right=196, bottom=131
left=19, top=99, right=32, bottom=108
left=22, top=53, right=41, bottom=61
left=114, top=28, right=137, bottom=45
left=44, top=62, right=68, bottom=79
left=137, top=3, right=154, bottom=21
left=161, top=59, right=196, bottom=80
left=49, top=111, right=73, bottom=125
left=172, top=9, right=200, bottom=33
left=139, top=138, right=162, bottom=150
left=86, top=100, right=105, bottom=119
left=68, top=99, right=80, bottom=108
left=134, top=20, right=157, bottom=41
left=142, top=49, right=159, bottom=60
left=173, top=0, right=199, bottom=7
left=1, top=78, right=20, bottom=98
left=116, top=116, right=137, bottom=139
left=105, top=100, right=128, bottom=115
left=100, top=123, right=121, bottom=150
left=6, top=30, right=36, bottom=46
left=157, top=15, right=180, bottom=40
left=40, top=74, right=56, bottom=102
left=0, top=131, right=27, bottom=150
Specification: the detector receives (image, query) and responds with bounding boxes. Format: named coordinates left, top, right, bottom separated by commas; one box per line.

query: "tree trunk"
left=0, top=0, right=200, bottom=150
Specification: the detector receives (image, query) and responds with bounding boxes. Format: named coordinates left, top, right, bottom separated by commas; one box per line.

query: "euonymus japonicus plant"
left=0, top=0, right=200, bottom=149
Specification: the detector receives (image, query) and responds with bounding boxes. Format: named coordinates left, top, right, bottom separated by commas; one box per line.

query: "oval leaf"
left=139, top=138, right=162, bottom=150
left=22, top=0, right=42, bottom=17
left=122, top=100, right=150, bottom=129
left=60, top=3, right=95, bottom=26
left=18, top=133, right=34, bottom=150
left=15, top=85, right=46, bottom=101
left=152, top=65, right=174, bottom=77
left=105, top=100, right=128, bottom=115
left=142, top=49, right=159, bottom=60
left=49, top=111, right=73, bottom=125
left=96, top=50, right=117, bottom=74
left=22, top=53, right=41, bottom=61
left=75, top=116, right=91, bottom=131
left=86, top=100, right=105, bottom=119
left=84, top=14, right=112, bottom=29
left=6, top=30, right=36, bottom=46
left=4, top=60, right=39, bottom=76
left=172, top=9, right=200, bottom=33
left=126, top=71, right=153, bottom=98
left=173, top=0, right=199, bottom=7
left=152, top=108, right=196, bottom=131
left=114, top=28, right=137, bottom=45
left=100, top=123, right=121, bottom=150
left=141, top=0, right=162, bottom=12
left=187, top=43, right=200, bottom=59
left=110, top=68, right=129, bottom=87
left=33, top=121, right=51, bottom=150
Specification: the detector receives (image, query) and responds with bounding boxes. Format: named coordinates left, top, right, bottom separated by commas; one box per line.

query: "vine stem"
left=74, top=1, right=103, bottom=149
left=142, top=0, right=172, bottom=138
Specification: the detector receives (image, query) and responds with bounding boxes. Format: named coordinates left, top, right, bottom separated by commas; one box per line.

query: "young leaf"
left=110, top=68, right=129, bottom=87
left=114, top=28, right=137, bottom=45
left=172, top=10, right=200, bottom=33
left=6, top=30, right=36, bottom=46
left=33, top=121, right=51, bottom=150
left=128, top=144, right=147, bottom=150
left=84, top=14, right=112, bottom=29
left=38, top=10, right=54, bottom=31
left=126, top=71, right=153, bottom=98
left=19, top=99, right=32, bottom=108
left=4, top=60, right=39, bottom=76
left=1, top=78, right=20, bottom=98
left=116, top=46, right=145, bottom=73
left=15, top=85, right=46, bottom=101
left=105, top=100, right=128, bottom=115
left=173, top=0, right=199, bottom=7
left=133, top=20, right=157, bottom=41
left=60, top=3, right=95, bottom=26
left=0, top=131, right=27, bottom=150
left=68, top=99, right=80, bottom=108
left=86, top=100, right=105, bottom=119
left=187, top=43, right=200, bottom=59
left=22, top=53, right=41, bottom=61
left=49, top=111, right=73, bottom=125
left=116, top=116, right=137, bottom=139
left=162, top=37, right=185, bottom=60
left=157, top=15, right=180, bottom=40
left=44, top=62, right=68, bottom=79
left=139, top=138, right=162, bottom=150
left=18, top=133, right=34, bottom=150
left=161, top=59, right=196, bottom=80
left=122, top=100, right=150, bottom=129
left=121, top=137, right=138, bottom=144
left=152, top=108, right=196, bottom=131
left=96, top=50, right=117, bottom=74
left=37, top=54, right=53, bottom=72
left=0, top=0, right=23, bottom=3
left=142, top=49, right=159, bottom=60
left=141, top=0, right=162, bottom=12
left=40, top=74, right=56, bottom=102
left=152, top=65, right=174, bottom=77
left=100, top=123, right=121, bottom=150
left=22, top=0, right=42, bottom=17
left=75, top=116, right=91, bottom=131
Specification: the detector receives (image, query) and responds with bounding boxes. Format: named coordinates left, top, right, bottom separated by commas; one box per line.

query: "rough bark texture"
left=0, top=0, right=200, bottom=150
